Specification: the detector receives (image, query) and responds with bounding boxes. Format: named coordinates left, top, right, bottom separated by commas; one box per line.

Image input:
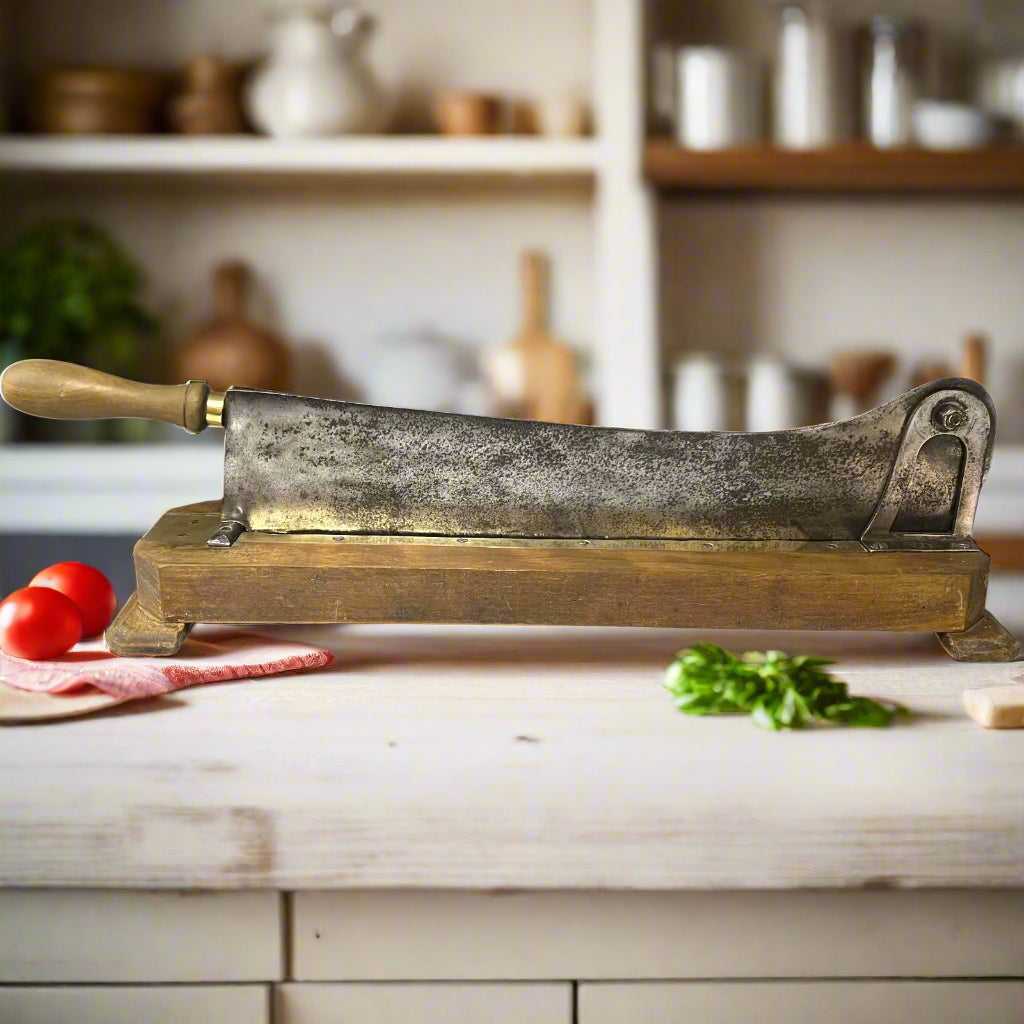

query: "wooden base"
left=104, top=501, right=1017, bottom=661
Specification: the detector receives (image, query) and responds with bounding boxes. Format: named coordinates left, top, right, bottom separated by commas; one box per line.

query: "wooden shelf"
left=645, top=141, right=1024, bottom=193
left=0, top=136, right=598, bottom=179
left=976, top=534, right=1024, bottom=573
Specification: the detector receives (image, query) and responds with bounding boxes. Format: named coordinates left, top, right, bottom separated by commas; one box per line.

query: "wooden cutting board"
left=487, top=250, right=589, bottom=424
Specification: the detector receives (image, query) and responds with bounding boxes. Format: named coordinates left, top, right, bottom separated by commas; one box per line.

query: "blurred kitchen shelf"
left=3, top=441, right=1023, bottom=537
left=975, top=533, right=1024, bottom=573
left=0, top=136, right=599, bottom=180
left=644, top=141, right=1024, bottom=193
left=0, top=443, right=224, bottom=534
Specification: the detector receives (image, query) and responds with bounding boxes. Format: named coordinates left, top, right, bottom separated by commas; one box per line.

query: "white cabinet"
left=0, top=889, right=1022, bottom=1021
left=0, top=985, right=270, bottom=1024
left=0, top=890, right=283, bottom=982
left=276, top=983, right=571, bottom=1024
left=290, top=890, right=1024, bottom=981
left=578, top=981, right=1024, bottom=1024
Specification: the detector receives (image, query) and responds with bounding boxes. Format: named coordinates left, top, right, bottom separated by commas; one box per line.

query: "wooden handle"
left=0, top=360, right=223, bottom=433
left=961, top=334, right=987, bottom=386
left=520, top=250, right=548, bottom=334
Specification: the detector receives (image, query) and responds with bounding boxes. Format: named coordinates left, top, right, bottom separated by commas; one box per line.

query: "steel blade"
left=218, top=380, right=992, bottom=541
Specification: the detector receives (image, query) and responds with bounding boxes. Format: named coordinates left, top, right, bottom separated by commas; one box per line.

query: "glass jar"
left=863, top=16, right=924, bottom=148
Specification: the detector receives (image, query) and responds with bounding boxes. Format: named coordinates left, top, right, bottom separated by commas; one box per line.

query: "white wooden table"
left=2, top=623, right=1022, bottom=1023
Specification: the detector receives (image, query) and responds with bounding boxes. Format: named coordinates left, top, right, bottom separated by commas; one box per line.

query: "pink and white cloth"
left=0, top=631, right=334, bottom=721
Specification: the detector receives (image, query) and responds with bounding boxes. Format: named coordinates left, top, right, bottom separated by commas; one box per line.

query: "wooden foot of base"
left=105, top=592, right=193, bottom=657
left=936, top=611, right=1021, bottom=663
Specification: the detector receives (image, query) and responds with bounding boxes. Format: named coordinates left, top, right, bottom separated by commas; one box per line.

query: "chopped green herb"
left=663, top=643, right=908, bottom=730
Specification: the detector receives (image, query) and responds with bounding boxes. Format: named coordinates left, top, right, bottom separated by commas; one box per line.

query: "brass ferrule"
left=205, top=390, right=226, bottom=429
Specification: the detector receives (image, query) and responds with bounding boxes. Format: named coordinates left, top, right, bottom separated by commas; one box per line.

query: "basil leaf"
left=663, top=644, right=907, bottom=730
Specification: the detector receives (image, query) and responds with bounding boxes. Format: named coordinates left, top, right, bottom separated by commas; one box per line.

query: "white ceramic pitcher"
left=246, top=5, right=388, bottom=137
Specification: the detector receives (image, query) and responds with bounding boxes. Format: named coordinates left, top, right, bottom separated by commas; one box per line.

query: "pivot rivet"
left=932, top=400, right=967, bottom=433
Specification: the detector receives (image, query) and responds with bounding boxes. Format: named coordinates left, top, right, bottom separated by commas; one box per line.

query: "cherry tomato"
left=29, top=562, right=118, bottom=638
left=0, top=587, right=83, bottom=660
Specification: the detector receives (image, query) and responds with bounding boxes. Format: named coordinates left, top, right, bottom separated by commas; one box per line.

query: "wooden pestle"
left=961, top=333, right=986, bottom=386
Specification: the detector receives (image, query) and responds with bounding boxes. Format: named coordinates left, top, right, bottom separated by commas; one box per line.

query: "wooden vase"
left=174, top=261, right=289, bottom=393
left=170, top=55, right=244, bottom=135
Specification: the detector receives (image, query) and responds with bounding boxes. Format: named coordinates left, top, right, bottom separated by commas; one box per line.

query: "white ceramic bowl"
left=912, top=101, right=993, bottom=150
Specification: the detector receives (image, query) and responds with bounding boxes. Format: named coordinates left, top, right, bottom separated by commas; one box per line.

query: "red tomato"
left=0, top=587, right=83, bottom=660
left=29, top=562, right=118, bottom=638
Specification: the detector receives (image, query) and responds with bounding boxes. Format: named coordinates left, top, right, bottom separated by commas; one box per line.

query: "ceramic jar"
left=672, top=354, right=738, bottom=431
left=363, top=328, right=486, bottom=414
left=744, top=356, right=830, bottom=431
left=977, top=55, right=1024, bottom=136
left=246, top=6, right=388, bottom=137
left=534, top=90, right=588, bottom=137
left=863, top=16, right=924, bottom=148
left=774, top=2, right=844, bottom=148
left=675, top=47, right=762, bottom=150
left=170, top=55, right=244, bottom=134
left=435, top=91, right=502, bottom=136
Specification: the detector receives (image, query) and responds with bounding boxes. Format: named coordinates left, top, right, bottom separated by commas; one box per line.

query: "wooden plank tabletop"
left=1, top=623, right=1022, bottom=891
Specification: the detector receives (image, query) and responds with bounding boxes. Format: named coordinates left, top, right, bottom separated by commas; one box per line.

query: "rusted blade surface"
left=219, top=380, right=993, bottom=541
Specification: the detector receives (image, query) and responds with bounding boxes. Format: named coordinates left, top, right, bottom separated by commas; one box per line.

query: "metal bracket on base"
left=936, top=611, right=1021, bottom=663
left=207, top=520, right=244, bottom=548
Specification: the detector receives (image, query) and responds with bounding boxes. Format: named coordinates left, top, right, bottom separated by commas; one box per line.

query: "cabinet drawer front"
left=578, top=982, right=1024, bottom=1024
left=0, top=985, right=269, bottom=1024
left=276, top=983, right=572, bottom=1024
left=0, top=890, right=283, bottom=982
left=292, top=890, right=1024, bottom=980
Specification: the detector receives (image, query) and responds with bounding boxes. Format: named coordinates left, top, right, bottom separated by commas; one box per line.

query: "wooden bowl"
left=435, top=90, right=502, bottom=136
left=31, top=67, right=163, bottom=134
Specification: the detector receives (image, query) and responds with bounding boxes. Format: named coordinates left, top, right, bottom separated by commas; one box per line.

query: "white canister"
left=746, top=357, right=832, bottom=430
left=745, top=357, right=804, bottom=432
left=363, top=328, right=479, bottom=413
left=774, top=3, right=842, bottom=148
left=977, top=56, right=1024, bottom=136
left=673, top=354, right=732, bottom=432
left=676, top=47, right=762, bottom=150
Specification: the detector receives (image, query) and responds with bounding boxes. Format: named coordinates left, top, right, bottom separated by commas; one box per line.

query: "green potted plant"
left=0, top=218, right=158, bottom=442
